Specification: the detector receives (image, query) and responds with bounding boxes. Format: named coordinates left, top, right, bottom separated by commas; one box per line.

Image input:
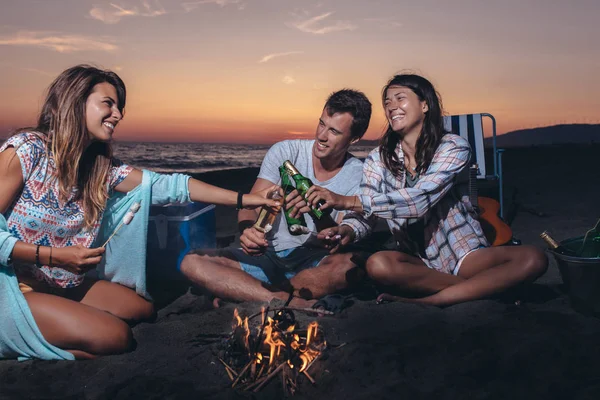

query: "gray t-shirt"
left=257, top=139, right=364, bottom=251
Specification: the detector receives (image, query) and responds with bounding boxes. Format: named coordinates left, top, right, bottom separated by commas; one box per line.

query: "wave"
left=113, top=142, right=375, bottom=174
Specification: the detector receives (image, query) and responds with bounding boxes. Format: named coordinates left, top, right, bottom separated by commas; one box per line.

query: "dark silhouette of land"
left=484, top=124, right=600, bottom=148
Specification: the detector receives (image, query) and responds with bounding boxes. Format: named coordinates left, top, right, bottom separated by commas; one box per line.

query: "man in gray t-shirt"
left=181, top=89, right=372, bottom=308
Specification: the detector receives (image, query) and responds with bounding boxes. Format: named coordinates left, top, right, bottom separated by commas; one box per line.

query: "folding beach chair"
left=444, top=113, right=518, bottom=246
left=443, top=113, right=505, bottom=218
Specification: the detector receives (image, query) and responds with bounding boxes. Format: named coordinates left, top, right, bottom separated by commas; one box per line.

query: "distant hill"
left=358, top=124, right=600, bottom=149
left=484, top=124, right=600, bottom=148
left=354, top=139, right=380, bottom=147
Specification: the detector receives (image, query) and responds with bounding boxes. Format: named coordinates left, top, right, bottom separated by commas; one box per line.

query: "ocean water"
left=112, top=142, right=376, bottom=174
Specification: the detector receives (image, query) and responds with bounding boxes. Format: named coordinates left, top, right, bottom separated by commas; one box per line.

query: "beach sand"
left=2, top=145, right=600, bottom=399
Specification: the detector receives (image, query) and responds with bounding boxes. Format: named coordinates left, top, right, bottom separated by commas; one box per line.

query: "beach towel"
left=0, top=170, right=190, bottom=360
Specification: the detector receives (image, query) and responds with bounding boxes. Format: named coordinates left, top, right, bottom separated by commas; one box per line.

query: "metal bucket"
left=551, top=236, right=600, bottom=316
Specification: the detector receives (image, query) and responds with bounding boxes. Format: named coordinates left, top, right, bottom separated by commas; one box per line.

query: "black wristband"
left=236, top=191, right=244, bottom=210
left=35, top=245, right=41, bottom=267
left=238, top=220, right=255, bottom=234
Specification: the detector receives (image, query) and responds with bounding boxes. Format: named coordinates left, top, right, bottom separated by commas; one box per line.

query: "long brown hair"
left=18, top=65, right=126, bottom=229
left=379, top=74, right=447, bottom=177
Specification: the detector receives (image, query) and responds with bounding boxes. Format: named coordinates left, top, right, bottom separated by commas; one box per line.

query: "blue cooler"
left=146, top=202, right=216, bottom=280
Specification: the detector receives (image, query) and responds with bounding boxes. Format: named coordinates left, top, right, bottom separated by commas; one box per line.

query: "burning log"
left=217, top=306, right=330, bottom=395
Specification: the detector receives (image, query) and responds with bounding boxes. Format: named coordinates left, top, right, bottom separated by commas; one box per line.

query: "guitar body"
left=468, top=164, right=513, bottom=247
left=477, top=196, right=513, bottom=246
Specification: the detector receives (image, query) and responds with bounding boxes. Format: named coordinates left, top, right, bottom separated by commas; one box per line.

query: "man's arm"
left=237, top=178, right=275, bottom=255
left=238, top=178, right=274, bottom=229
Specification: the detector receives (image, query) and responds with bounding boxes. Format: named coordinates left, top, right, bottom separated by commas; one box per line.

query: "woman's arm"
left=360, top=138, right=470, bottom=220
left=0, top=147, right=24, bottom=214
left=114, top=168, right=280, bottom=209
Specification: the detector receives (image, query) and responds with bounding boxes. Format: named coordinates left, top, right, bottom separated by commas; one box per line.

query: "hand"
left=52, top=245, right=105, bottom=274
left=284, top=189, right=311, bottom=219
left=240, top=227, right=268, bottom=256
left=242, top=185, right=283, bottom=210
left=317, top=225, right=355, bottom=254
left=305, top=186, right=348, bottom=211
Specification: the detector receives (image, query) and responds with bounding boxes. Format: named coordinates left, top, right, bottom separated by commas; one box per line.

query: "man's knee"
left=180, top=250, right=216, bottom=276
left=321, top=253, right=365, bottom=283
left=320, top=253, right=356, bottom=272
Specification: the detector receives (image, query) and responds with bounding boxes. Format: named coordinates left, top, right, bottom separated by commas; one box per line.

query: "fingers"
left=88, top=247, right=106, bottom=256
left=285, top=190, right=308, bottom=218
left=305, top=186, right=334, bottom=210
left=317, top=225, right=354, bottom=253
left=240, top=228, right=267, bottom=255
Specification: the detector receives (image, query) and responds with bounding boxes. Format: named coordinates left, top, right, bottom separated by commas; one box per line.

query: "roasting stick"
left=102, top=202, right=142, bottom=248
left=289, top=224, right=342, bottom=241
left=218, top=358, right=238, bottom=379
left=247, top=307, right=334, bottom=321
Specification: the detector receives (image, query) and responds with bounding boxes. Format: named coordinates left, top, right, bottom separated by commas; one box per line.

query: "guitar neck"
left=469, top=164, right=478, bottom=208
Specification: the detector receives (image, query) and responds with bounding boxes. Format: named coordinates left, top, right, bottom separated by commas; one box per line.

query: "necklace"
left=404, top=163, right=416, bottom=171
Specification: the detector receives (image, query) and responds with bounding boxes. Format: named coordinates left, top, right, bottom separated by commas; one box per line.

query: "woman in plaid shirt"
left=317, top=74, right=547, bottom=306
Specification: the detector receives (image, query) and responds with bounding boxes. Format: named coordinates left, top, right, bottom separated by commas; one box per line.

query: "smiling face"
left=312, top=108, right=356, bottom=162
left=85, top=82, right=122, bottom=142
left=384, top=85, right=429, bottom=137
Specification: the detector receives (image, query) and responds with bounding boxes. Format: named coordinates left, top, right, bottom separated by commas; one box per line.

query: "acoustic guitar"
left=469, top=164, right=513, bottom=246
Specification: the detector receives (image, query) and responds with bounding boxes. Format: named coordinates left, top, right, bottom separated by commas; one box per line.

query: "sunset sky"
left=1, top=0, right=599, bottom=144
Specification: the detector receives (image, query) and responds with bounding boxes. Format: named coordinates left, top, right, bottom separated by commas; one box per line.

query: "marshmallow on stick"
left=102, top=201, right=142, bottom=248
left=289, top=224, right=342, bottom=239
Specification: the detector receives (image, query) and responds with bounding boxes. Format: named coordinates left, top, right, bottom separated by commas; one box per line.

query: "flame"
left=229, top=308, right=325, bottom=383
left=232, top=308, right=251, bottom=355
left=233, top=308, right=242, bottom=328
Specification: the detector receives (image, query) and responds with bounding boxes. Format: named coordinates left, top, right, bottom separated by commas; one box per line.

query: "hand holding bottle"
left=243, top=185, right=283, bottom=210
left=304, top=185, right=351, bottom=211
left=282, top=160, right=330, bottom=219
left=240, top=226, right=268, bottom=256
left=284, top=189, right=311, bottom=219
left=317, top=225, right=356, bottom=254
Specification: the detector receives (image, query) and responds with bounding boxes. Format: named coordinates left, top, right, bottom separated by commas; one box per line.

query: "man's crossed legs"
left=180, top=246, right=364, bottom=308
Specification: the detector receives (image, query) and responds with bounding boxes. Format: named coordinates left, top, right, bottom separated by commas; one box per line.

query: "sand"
left=1, top=144, right=600, bottom=400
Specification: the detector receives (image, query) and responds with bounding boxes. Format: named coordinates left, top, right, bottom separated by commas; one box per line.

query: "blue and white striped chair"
left=443, top=113, right=506, bottom=219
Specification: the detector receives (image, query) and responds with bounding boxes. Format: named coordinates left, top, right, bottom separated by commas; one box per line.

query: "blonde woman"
left=0, top=65, right=279, bottom=359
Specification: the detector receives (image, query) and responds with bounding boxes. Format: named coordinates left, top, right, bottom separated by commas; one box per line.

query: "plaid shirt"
left=342, top=134, right=488, bottom=274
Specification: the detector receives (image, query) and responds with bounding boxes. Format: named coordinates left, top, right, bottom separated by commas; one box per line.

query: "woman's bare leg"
left=411, top=245, right=548, bottom=306
left=366, top=246, right=548, bottom=307
left=366, top=250, right=464, bottom=302
left=66, top=279, right=155, bottom=323
left=24, top=291, right=133, bottom=359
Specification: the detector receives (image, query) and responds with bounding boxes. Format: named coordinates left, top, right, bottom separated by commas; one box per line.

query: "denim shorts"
left=219, top=246, right=330, bottom=285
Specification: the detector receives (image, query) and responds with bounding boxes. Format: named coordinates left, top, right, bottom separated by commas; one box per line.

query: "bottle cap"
left=283, top=160, right=300, bottom=176
left=540, top=231, right=559, bottom=249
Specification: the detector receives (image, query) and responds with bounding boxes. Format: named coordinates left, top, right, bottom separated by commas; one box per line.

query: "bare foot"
left=376, top=293, right=424, bottom=304
left=287, top=296, right=317, bottom=309
left=376, top=293, right=402, bottom=304
left=212, top=297, right=223, bottom=308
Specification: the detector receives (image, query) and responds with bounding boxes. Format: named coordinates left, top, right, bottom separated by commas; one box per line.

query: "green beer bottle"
left=279, top=166, right=308, bottom=235
left=282, top=160, right=331, bottom=220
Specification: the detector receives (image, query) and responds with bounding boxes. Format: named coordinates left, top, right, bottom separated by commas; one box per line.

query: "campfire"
left=217, top=306, right=334, bottom=395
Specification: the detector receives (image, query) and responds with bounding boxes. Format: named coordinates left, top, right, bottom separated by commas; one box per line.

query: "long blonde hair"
left=20, top=65, right=126, bottom=229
